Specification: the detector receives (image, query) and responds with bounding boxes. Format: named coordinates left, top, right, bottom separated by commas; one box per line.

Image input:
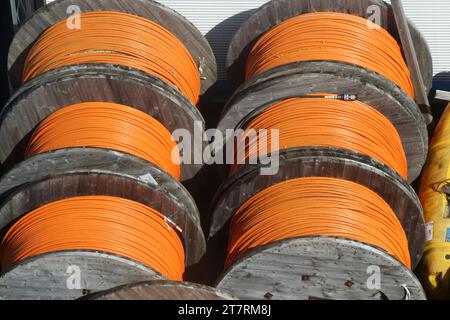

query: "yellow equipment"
left=419, top=104, right=450, bottom=300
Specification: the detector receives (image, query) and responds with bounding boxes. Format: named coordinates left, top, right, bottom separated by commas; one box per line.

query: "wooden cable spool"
left=211, top=148, right=426, bottom=300
left=8, top=0, right=217, bottom=93
left=0, top=148, right=206, bottom=300
left=219, top=0, right=431, bottom=182
left=226, top=0, right=432, bottom=92
left=84, top=280, right=235, bottom=300
left=0, top=64, right=204, bottom=183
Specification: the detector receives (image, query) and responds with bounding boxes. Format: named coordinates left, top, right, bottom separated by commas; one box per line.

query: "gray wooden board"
left=226, top=0, right=433, bottom=92
left=216, top=237, right=426, bottom=300
left=86, top=280, right=234, bottom=300
left=217, top=61, right=428, bottom=183
left=0, top=148, right=206, bottom=266
left=210, top=147, right=425, bottom=269
left=8, top=0, right=217, bottom=93
left=0, top=251, right=164, bottom=300
left=0, top=64, right=205, bottom=182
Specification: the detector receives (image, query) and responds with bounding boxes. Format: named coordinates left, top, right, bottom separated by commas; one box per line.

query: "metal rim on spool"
left=0, top=251, right=165, bottom=300
left=216, top=237, right=426, bottom=300
left=210, top=147, right=425, bottom=269
left=0, top=64, right=205, bottom=182
left=84, top=280, right=235, bottom=300
left=8, top=0, right=217, bottom=93
left=217, top=61, right=428, bottom=183
left=0, top=147, right=206, bottom=266
left=226, top=0, right=433, bottom=91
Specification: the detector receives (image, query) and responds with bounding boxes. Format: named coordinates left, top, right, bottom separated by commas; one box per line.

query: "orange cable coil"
left=22, top=11, right=200, bottom=104
left=247, top=12, right=414, bottom=98
left=25, top=102, right=181, bottom=181
left=0, top=196, right=185, bottom=281
left=234, top=98, right=408, bottom=180
left=226, top=177, right=411, bottom=270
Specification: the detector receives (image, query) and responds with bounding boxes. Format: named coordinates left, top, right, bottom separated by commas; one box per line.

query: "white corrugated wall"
left=43, top=0, right=449, bottom=79
left=158, top=0, right=449, bottom=79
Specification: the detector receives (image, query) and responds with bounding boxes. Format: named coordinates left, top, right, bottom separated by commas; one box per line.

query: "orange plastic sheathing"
left=0, top=196, right=185, bottom=281
left=23, top=11, right=200, bottom=104
left=25, top=102, right=181, bottom=180
left=418, top=104, right=450, bottom=300
left=235, top=98, right=408, bottom=180
left=247, top=12, right=414, bottom=98
left=226, top=177, right=411, bottom=270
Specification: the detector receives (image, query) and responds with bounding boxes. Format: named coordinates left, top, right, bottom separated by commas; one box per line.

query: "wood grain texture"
left=217, top=237, right=426, bottom=300
left=86, top=280, right=234, bottom=300
left=217, top=61, right=428, bottom=183
left=0, top=251, right=164, bottom=300
left=0, top=64, right=205, bottom=182
left=226, top=0, right=433, bottom=92
left=210, top=147, right=425, bottom=269
left=0, top=148, right=206, bottom=266
left=8, top=0, right=217, bottom=93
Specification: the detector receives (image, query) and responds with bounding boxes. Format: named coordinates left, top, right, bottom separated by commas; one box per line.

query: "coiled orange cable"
left=25, top=102, right=181, bottom=181
left=247, top=12, right=414, bottom=98
left=226, top=177, right=411, bottom=270
left=235, top=98, right=408, bottom=180
left=0, top=196, right=185, bottom=281
left=22, top=11, right=200, bottom=104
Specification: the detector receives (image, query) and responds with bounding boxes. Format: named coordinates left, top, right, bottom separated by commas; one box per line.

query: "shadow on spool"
left=0, top=64, right=205, bottom=183
left=7, top=0, right=217, bottom=94
left=83, top=280, right=235, bottom=300
left=0, top=148, right=206, bottom=300
left=210, top=147, right=426, bottom=300
left=226, top=0, right=433, bottom=92
left=217, top=61, right=428, bottom=183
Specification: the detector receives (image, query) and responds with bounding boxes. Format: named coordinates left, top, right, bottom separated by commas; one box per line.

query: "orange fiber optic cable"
left=0, top=196, right=185, bottom=281
left=25, top=102, right=181, bottom=181
left=247, top=12, right=414, bottom=98
left=234, top=98, right=408, bottom=180
left=226, top=177, right=411, bottom=270
left=22, top=11, right=200, bottom=104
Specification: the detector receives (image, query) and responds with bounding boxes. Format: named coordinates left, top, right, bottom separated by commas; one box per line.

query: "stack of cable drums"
left=0, top=0, right=216, bottom=300
left=211, top=0, right=431, bottom=300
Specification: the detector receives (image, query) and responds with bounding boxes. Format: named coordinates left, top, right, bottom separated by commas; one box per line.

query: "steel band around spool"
left=217, top=61, right=428, bottom=183
left=0, top=148, right=206, bottom=300
left=210, top=147, right=426, bottom=300
left=84, top=280, right=235, bottom=300
left=0, top=64, right=205, bottom=183
left=8, top=0, right=217, bottom=93
left=226, top=0, right=433, bottom=92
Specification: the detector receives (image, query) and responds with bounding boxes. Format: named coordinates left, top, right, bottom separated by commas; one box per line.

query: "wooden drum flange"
left=0, top=148, right=207, bottom=300
left=8, top=0, right=217, bottom=93
left=85, top=280, right=235, bottom=300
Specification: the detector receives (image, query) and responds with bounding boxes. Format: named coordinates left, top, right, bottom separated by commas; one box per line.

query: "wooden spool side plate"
left=0, top=148, right=206, bottom=266
left=8, top=0, right=217, bottom=93
left=85, top=280, right=235, bottom=300
left=226, top=0, right=433, bottom=91
left=0, top=64, right=204, bottom=182
left=0, top=251, right=164, bottom=300
left=210, top=147, right=425, bottom=269
left=216, top=237, right=426, bottom=300
left=217, top=61, right=428, bottom=183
